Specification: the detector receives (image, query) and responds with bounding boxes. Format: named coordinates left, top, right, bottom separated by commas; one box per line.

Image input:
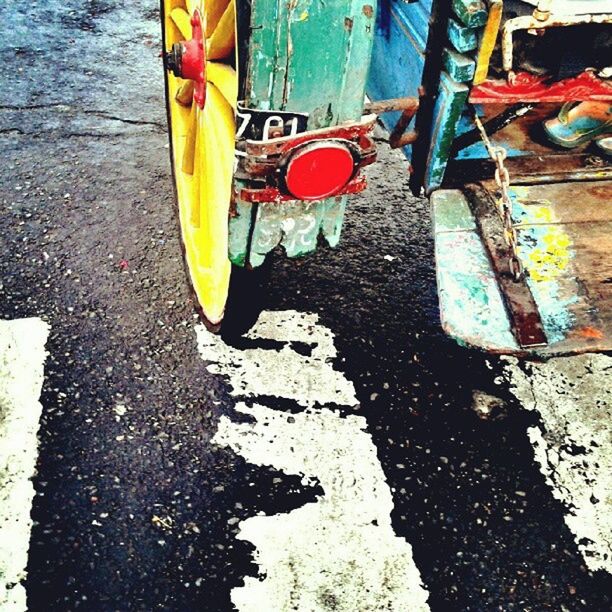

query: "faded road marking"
left=197, top=310, right=430, bottom=611
left=503, top=354, right=611, bottom=574
left=215, top=403, right=430, bottom=612
left=0, top=318, right=49, bottom=611
left=196, top=311, right=356, bottom=407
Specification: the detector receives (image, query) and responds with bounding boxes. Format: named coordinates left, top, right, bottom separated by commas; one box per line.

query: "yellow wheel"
left=161, top=0, right=237, bottom=327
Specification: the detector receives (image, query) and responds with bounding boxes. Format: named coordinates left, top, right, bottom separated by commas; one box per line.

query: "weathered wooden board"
left=432, top=181, right=612, bottom=356
left=463, top=183, right=548, bottom=348
left=229, top=0, right=377, bottom=267
left=424, top=73, right=469, bottom=193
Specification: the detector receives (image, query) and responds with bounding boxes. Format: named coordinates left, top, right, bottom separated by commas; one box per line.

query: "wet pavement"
left=0, top=1, right=610, bottom=611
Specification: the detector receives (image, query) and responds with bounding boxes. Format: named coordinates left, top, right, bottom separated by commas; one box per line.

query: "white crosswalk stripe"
left=0, top=319, right=49, bottom=611
left=197, top=310, right=430, bottom=611
left=503, top=353, right=612, bottom=574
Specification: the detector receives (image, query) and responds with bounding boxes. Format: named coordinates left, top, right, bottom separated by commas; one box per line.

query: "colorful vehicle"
left=160, top=0, right=611, bottom=356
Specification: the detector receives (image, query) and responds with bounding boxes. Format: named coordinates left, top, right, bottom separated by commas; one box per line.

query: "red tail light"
left=284, top=142, right=356, bottom=201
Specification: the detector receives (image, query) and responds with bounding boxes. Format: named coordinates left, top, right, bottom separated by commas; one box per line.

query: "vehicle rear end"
left=369, top=0, right=612, bottom=356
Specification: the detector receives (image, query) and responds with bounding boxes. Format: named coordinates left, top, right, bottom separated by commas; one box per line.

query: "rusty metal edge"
left=463, top=183, right=548, bottom=348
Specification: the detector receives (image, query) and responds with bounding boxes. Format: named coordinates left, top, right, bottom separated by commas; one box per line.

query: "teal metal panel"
left=432, top=189, right=518, bottom=351
left=451, top=0, right=487, bottom=28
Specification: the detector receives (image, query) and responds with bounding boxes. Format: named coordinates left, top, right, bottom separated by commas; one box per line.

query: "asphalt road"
left=0, top=1, right=610, bottom=611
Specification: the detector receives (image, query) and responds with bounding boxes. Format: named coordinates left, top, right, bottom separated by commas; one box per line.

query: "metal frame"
left=502, top=5, right=612, bottom=81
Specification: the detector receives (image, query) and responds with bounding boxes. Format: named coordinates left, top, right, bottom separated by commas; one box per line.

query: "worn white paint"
left=196, top=311, right=356, bottom=408
left=503, top=353, right=612, bottom=574
left=0, top=318, right=49, bottom=611
left=197, top=310, right=430, bottom=611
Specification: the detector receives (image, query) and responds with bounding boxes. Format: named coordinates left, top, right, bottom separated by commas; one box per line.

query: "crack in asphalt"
left=0, top=103, right=164, bottom=130
left=0, top=127, right=141, bottom=139
left=83, top=110, right=164, bottom=129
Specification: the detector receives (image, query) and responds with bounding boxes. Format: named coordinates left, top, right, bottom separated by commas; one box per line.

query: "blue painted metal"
left=367, top=0, right=432, bottom=161
left=456, top=141, right=526, bottom=159
left=453, top=107, right=528, bottom=159
left=369, top=0, right=487, bottom=191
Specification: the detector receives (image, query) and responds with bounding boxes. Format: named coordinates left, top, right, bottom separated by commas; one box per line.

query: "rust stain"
left=576, top=326, right=604, bottom=340
left=362, top=5, right=374, bottom=19
left=344, top=17, right=353, bottom=31
left=467, top=1, right=481, bottom=15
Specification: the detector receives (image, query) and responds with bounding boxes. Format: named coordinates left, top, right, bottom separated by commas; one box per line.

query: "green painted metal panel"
left=228, top=201, right=253, bottom=267
left=451, top=0, right=488, bottom=28
left=447, top=18, right=478, bottom=53
left=429, top=189, right=476, bottom=232
left=442, top=47, right=476, bottom=83
left=247, top=1, right=376, bottom=126
left=229, top=0, right=377, bottom=267
left=248, top=198, right=347, bottom=267
left=424, top=72, right=469, bottom=194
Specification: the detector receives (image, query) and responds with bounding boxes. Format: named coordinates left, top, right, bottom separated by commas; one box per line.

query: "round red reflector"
left=285, top=142, right=355, bottom=201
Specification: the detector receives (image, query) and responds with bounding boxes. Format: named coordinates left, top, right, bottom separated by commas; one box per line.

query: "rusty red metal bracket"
left=364, top=96, right=420, bottom=148
left=238, top=175, right=369, bottom=204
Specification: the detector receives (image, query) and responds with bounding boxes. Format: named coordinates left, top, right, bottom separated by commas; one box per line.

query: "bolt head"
left=164, top=43, right=183, bottom=78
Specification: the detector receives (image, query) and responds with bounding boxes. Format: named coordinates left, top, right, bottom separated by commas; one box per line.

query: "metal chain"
left=472, top=111, right=524, bottom=282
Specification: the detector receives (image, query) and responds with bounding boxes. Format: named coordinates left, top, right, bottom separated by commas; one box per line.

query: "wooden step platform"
left=431, top=180, right=612, bottom=356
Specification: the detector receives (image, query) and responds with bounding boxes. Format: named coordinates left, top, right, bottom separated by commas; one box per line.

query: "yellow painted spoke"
left=205, top=0, right=230, bottom=38
left=175, top=80, right=195, bottom=106
left=206, top=62, right=237, bottom=110
left=169, top=7, right=192, bottom=40
left=207, top=0, right=235, bottom=60
left=182, top=102, right=198, bottom=175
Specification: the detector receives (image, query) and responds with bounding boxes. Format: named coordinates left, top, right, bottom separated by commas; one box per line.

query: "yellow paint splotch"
left=511, top=189, right=572, bottom=283
left=521, top=227, right=572, bottom=282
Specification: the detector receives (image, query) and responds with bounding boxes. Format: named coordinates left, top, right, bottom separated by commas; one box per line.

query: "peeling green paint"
left=442, top=47, right=476, bottom=83
left=447, top=18, right=478, bottom=53
left=452, top=0, right=488, bottom=28
left=230, top=0, right=376, bottom=267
